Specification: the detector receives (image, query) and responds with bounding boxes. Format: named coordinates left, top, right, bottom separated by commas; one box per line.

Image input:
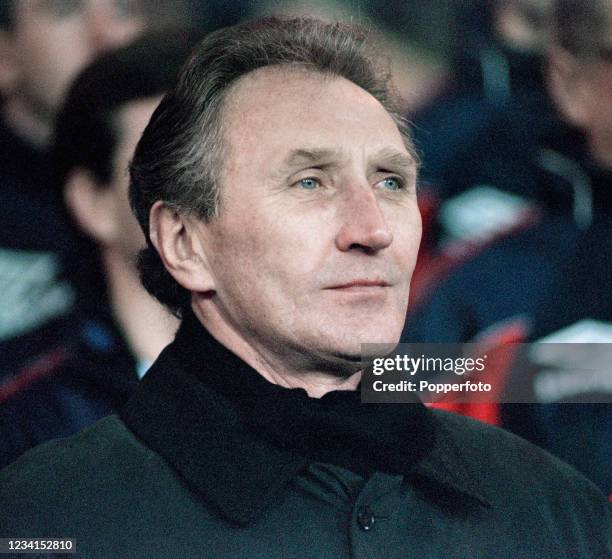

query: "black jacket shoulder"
left=430, top=408, right=611, bottom=543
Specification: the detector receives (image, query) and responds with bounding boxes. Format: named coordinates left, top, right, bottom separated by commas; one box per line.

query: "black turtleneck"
left=121, top=311, right=492, bottom=525
left=167, top=310, right=435, bottom=478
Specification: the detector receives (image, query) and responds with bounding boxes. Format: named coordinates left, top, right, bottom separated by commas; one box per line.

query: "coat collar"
left=121, top=312, right=490, bottom=526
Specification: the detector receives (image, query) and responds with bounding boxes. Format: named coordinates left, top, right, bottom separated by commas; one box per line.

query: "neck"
left=103, top=248, right=178, bottom=364
left=192, top=298, right=361, bottom=398
left=2, top=97, right=52, bottom=149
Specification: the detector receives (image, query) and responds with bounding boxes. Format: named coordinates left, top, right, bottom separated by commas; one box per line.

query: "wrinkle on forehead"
left=224, top=64, right=417, bottom=166
left=219, top=65, right=411, bottom=170
left=275, top=145, right=417, bottom=177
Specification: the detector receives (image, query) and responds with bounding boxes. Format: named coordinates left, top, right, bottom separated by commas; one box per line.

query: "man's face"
left=196, top=67, right=421, bottom=373
left=7, top=0, right=145, bottom=120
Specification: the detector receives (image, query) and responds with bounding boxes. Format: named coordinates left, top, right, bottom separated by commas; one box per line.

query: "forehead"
left=220, top=66, right=409, bottom=164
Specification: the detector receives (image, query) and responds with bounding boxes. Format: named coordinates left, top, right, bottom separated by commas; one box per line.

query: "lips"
left=326, top=279, right=390, bottom=290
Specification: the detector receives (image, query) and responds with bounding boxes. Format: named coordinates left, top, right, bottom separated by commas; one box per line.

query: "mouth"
left=326, top=280, right=391, bottom=293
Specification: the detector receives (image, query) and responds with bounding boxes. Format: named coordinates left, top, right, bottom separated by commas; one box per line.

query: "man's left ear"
left=148, top=201, right=216, bottom=294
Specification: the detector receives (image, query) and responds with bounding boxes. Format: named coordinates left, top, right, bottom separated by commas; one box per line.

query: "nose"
left=335, top=186, right=393, bottom=252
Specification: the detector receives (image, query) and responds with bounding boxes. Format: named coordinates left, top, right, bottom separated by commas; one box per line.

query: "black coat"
left=1, top=314, right=610, bottom=558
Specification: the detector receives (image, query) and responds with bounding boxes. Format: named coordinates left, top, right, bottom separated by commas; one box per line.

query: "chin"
left=349, top=319, right=403, bottom=346
left=314, top=325, right=402, bottom=363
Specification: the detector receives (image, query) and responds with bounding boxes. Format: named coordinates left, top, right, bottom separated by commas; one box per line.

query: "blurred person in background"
left=502, top=0, right=612, bottom=496
left=0, top=0, right=148, bottom=147
left=412, top=0, right=557, bottom=247
left=0, top=0, right=190, bottom=373
left=405, top=0, right=611, bottom=346
left=404, top=0, right=612, bottom=496
left=0, top=28, right=201, bottom=469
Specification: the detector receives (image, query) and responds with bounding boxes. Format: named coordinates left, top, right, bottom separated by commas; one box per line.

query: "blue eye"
left=379, top=177, right=402, bottom=191
left=298, top=178, right=320, bottom=189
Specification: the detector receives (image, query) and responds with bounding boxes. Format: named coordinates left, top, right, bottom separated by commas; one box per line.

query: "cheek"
left=391, top=203, right=422, bottom=262
left=212, top=211, right=325, bottom=304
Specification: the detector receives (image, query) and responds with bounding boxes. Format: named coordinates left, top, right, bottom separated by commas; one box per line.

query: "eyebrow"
left=280, top=147, right=417, bottom=174
left=374, top=147, right=417, bottom=175
left=282, top=148, right=340, bottom=170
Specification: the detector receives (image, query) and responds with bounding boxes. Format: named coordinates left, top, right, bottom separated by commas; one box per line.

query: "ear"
left=0, top=30, right=19, bottom=97
left=64, top=168, right=118, bottom=244
left=547, top=47, right=590, bottom=128
left=148, top=201, right=215, bottom=294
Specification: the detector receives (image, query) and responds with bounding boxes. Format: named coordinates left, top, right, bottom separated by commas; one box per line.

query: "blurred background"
left=0, top=0, right=609, bottom=497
